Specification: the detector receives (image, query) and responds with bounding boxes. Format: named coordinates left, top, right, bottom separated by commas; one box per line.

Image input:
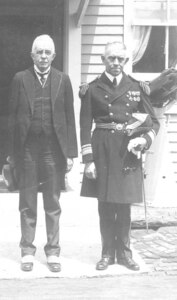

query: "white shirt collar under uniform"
left=105, top=71, right=122, bottom=86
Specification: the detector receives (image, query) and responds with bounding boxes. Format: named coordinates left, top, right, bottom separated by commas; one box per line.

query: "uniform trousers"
left=19, top=132, right=65, bottom=257
left=98, top=201, right=132, bottom=260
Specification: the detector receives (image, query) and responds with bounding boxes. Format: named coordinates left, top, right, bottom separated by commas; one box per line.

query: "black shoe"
left=96, top=257, right=115, bottom=271
left=21, top=262, right=33, bottom=272
left=117, top=257, right=140, bottom=271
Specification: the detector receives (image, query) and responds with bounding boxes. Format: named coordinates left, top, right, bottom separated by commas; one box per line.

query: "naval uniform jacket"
left=8, top=66, right=78, bottom=177
left=80, top=72, right=159, bottom=204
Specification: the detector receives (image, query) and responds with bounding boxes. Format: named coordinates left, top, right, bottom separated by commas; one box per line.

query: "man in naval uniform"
left=80, top=42, right=159, bottom=271
left=8, top=35, right=78, bottom=272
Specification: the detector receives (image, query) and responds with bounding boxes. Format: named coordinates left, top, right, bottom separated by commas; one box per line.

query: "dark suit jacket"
left=8, top=66, right=78, bottom=163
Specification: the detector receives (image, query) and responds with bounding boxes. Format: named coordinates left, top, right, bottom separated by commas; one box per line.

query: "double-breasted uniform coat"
left=80, top=72, right=159, bottom=261
left=80, top=72, right=159, bottom=204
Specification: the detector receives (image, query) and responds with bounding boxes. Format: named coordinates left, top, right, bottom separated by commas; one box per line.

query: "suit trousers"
left=19, top=132, right=65, bottom=257
left=98, top=201, right=132, bottom=260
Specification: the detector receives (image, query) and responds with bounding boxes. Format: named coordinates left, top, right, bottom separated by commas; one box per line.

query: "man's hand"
left=7, top=156, right=15, bottom=166
left=127, top=137, right=147, bottom=158
left=66, top=158, right=74, bottom=173
left=84, top=162, right=97, bottom=179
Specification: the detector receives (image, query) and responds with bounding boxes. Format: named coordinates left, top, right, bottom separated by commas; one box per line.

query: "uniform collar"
left=105, top=71, right=123, bottom=85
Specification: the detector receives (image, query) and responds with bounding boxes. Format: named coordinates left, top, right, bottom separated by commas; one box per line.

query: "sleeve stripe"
left=81, top=144, right=93, bottom=156
left=147, top=130, right=156, bottom=142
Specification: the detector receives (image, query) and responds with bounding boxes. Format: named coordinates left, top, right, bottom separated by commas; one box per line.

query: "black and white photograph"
left=0, top=0, right=177, bottom=299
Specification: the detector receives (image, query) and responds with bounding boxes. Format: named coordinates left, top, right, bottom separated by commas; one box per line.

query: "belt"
left=95, top=122, right=126, bottom=131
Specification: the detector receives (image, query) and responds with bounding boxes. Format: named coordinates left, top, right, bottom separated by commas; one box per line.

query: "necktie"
left=113, top=77, right=117, bottom=87
left=37, top=71, right=49, bottom=84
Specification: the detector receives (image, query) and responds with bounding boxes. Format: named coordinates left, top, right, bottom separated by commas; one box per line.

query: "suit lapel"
left=51, top=67, right=62, bottom=108
left=22, top=68, right=35, bottom=113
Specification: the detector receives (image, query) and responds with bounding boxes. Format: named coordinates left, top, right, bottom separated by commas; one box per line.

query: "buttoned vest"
left=29, top=74, right=54, bottom=136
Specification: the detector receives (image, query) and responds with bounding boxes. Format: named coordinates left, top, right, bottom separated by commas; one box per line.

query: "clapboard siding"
left=166, top=118, right=177, bottom=182
left=82, top=25, right=124, bottom=35
left=83, top=16, right=124, bottom=25
left=82, top=74, right=102, bottom=83
left=82, top=45, right=112, bottom=54
left=81, top=0, right=124, bottom=83
left=82, top=54, right=103, bottom=64
left=89, top=0, right=124, bottom=5
left=82, top=35, right=123, bottom=44
left=86, top=6, right=124, bottom=15
left=82, top=64, right=105, bottom=74
left=167, top=133, right=177, bottom=142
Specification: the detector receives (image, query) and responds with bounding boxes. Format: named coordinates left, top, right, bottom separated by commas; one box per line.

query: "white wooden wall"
left=144, top=109, right=177, bottom=204
left=81, top=0, right=124, bottom=83
left=166, top=113, right=177, bottom=183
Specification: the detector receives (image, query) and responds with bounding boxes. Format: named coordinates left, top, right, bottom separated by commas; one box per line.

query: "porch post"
left=63, top=0, right=82, bottom=190
left=63, top=0, right=81, bottom=119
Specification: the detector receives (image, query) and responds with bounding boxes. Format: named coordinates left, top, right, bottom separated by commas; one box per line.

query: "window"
left=133, top=0, right=177, bottom=25
left=132, top=0, right=177, bottom=73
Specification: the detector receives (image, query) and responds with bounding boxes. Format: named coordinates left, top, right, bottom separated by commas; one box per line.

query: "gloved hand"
left=84, top=162, right=97, bottom=179
left=127, top=137, right=147, bottom=158
left=66, top=158, right=74, bottom=173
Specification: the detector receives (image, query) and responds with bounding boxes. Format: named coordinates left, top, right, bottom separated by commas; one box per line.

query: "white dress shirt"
left=105, top=71, right=123, bottom=86
left=34, top=65, right=51, bottom=86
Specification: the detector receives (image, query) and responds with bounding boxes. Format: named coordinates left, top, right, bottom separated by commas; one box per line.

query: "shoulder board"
left=79, top=76, right=100, bottom=97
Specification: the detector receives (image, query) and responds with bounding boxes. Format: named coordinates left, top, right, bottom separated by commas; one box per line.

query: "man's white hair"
left=103, top=41, right=130, bottom=58
left=31, top=34, right=55, bottom=53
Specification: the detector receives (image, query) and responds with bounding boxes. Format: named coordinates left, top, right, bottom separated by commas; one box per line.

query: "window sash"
left=133, top=0, right=177, bottom=26
left=132, top=26, right=177, bottom=74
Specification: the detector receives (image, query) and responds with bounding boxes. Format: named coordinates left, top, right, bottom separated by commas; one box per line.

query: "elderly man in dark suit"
left=8, top=34, right=78, bottom=272
left=80, top=41, right=159, bottom=271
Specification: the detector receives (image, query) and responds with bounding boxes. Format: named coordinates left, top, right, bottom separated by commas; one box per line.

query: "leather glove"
left=127, top=137, right=147, bottom=158
left=66, top=158, right=74, bottom=173
left=84, top=162, right=97, bottom=179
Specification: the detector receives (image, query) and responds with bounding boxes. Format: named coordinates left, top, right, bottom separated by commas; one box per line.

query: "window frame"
left=132, top=0, right=177, bottom=26
left=124, top=0, right=177, bottom=80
